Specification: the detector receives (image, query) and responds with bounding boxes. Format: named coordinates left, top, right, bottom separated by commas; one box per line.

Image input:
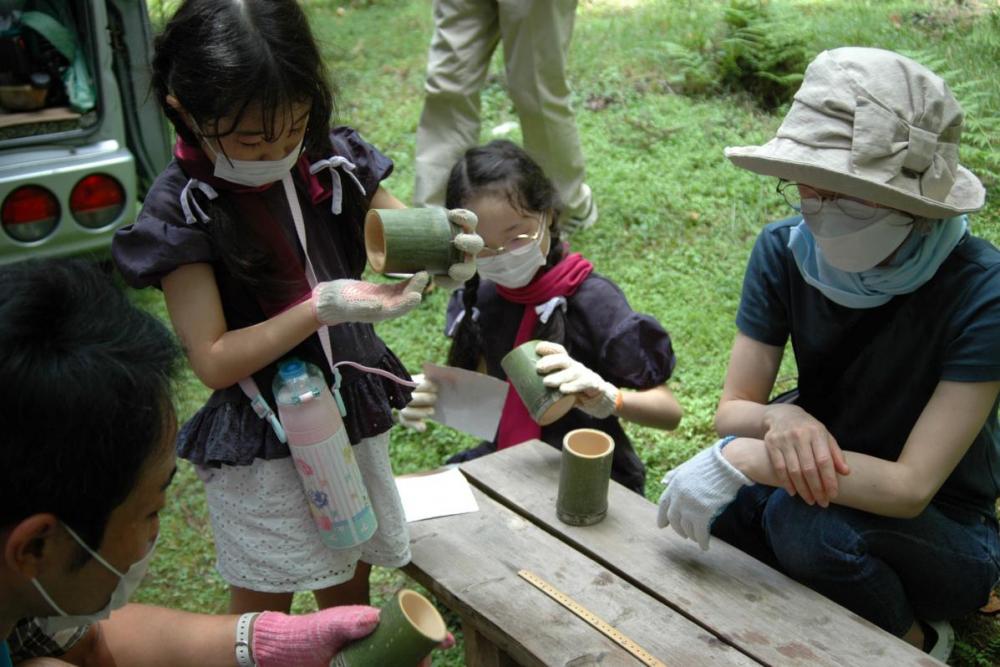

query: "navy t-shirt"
left=447, top=273, right=677, bottom=493
left=737, top=217, right=1000, bottom=518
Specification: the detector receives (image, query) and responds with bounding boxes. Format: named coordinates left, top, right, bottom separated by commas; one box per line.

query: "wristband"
left=235, top=612, right=259, bottom=667
left=717, top=435, right=738, bottom=450
left=613, top=389, right=624, bottom=414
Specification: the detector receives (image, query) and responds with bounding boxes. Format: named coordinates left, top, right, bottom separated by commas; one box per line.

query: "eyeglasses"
left=776, top=180, right=881, bottom=220
left=478, top=212, right=548, bottom=258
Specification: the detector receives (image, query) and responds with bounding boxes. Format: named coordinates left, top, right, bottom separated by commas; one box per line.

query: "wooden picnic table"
left=404, top=440, right=939, bottom=666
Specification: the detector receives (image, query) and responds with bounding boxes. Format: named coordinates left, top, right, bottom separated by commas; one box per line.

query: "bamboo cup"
left=364, top=208, right=464, bottom=275
left=500, top=340, right=577, bottom=426
left=330, top=589, right=447, bottom=667
left=557, top=429, right=615, bottom=526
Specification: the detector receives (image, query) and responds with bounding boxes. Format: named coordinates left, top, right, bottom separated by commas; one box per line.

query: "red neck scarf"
left=494, top=252, right=593, bottom=448
left=173, top=138, right=334, bottom=316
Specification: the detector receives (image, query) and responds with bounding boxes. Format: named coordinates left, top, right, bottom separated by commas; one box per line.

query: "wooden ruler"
left=518, top=569, right=667, bottom=667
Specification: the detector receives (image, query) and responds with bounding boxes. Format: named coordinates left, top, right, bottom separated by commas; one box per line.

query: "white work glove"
left=311, top=272, right=428, bottom=326
left=656, top=437, right=752, bottom=550
left=535, top=341, right=620, bottom=419
left=435, top=208, right=483, bottom=290
left=398, top=374, right=438, bottom=432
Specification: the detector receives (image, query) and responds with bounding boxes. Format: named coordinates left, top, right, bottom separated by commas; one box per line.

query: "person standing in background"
left=413, top=0, right=598, bottom=234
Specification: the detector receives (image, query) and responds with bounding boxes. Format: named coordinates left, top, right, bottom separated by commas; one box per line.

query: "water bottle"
left=274, top=358, right=378, bottom=550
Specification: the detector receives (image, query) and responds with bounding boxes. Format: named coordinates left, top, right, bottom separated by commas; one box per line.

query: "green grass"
left=131, top=1, right=1000, bottom=664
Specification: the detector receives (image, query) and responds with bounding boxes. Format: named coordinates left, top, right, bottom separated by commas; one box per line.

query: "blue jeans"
left=712, top=485, right=1000, bottom=636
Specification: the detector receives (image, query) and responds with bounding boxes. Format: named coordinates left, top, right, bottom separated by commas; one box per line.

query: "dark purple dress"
left=447, top=273, right=676, bottom=493
left=113, top=127, right=412, bottom=467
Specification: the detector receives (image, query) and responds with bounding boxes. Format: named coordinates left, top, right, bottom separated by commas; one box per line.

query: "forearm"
left=723, top=438, right=926, bottom=518
left=714, top=398, right=772, bottom=439
left=617, top=385, right=682, bottom=430
left=187, top=299, right=320, bottom=389
left=96, top=604, right=240, bottom=667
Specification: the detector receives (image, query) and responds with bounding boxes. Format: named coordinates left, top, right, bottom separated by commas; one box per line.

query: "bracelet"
left=613, top=389, right=624, bottom=414
left=235, top=612, right=259, bottom=667
left=717, top=435, right=738, bottom=450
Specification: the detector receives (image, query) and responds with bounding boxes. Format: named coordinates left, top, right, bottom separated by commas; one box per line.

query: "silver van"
left=0, top=0, right=169, bottom=264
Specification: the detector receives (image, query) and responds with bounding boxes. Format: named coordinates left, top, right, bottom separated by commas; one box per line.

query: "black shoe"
left=445, top=441, right=497, bottom=464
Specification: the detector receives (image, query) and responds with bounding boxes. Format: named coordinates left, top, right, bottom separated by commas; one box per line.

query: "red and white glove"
left=535, top=341, right=620, bottom=419
left=312, top=272, right=428, bottom=326
left=251, top=606, right=380, bottom=667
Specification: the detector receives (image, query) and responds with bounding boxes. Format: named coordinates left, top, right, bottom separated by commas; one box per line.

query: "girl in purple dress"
left=113, top=0, right=479, bottom=616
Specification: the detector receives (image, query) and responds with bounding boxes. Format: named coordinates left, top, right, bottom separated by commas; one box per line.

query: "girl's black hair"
left=151, top=0, right=357, bottom=298
left=445, top=140, right=569, bottom=370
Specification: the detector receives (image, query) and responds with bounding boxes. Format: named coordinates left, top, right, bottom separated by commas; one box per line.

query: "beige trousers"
left=413, top=0, right=589, bottom=217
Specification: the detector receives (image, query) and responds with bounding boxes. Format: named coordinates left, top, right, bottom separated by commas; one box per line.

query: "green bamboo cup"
left=500, top=340, right=577, bottom=426
left=330, top=589, right=447, bottom=667
left=556, top=428, right=615, bottom=526
left=364, top=208, right=464, bottom=275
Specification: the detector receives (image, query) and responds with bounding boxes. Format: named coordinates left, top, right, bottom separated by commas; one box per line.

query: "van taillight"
left=70, top=174, right=125, bottom=228
left=1, top=186, right=60, bottom=242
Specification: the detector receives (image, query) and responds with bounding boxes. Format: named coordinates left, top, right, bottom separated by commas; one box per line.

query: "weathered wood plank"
left=404, top=485, right=762, bottom=667
left=459, top=440, right=941, bottom=667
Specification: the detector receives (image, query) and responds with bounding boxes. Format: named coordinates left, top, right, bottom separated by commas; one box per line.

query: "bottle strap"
left=235, top=175, right=418, bottom=441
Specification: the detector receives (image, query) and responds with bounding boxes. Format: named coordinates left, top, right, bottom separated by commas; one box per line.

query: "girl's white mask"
left=802, top=200, right=913, bottom=272
left=202, top=133, right=303, bottom=187
left=32, top=523, right=157, bottom=634
left=476, top=234, right=546, bottom=288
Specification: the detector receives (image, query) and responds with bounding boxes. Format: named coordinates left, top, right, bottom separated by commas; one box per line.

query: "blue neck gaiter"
left=788, top=215, right=968, bottom=309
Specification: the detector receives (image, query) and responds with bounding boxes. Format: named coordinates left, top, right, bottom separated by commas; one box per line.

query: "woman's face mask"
left=803, top=200, right=913, bottom=272
left=476, top=232, right=547, bottom=287
left=31, top=523, right=157, bottom=634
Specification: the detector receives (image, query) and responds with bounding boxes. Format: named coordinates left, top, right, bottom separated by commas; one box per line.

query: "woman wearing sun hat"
left=656, top=47, right=1000, bottom=660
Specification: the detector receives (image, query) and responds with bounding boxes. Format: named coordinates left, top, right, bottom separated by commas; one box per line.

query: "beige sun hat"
left=724, top=47, right=985, bottom=219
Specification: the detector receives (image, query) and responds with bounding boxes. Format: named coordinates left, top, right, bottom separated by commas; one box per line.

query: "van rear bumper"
left=0, top=140, right=137, bottom=265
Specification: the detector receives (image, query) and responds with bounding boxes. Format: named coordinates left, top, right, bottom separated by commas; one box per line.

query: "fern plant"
left=656, top=0, right=807, bottom=109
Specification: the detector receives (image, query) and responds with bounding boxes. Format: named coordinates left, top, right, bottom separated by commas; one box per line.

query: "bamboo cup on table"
left=500, top=339, right=577, bottom=426
left=364, top=208, right=464, bottom=275
left=557, top=429, right=615, bottom=526
left=330, top=589, right=447, bottom=667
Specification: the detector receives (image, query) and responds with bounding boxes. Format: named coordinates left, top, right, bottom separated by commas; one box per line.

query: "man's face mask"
left=31, top=523, right=157, bottom=634
left=803, top=200, right=913, bottom=272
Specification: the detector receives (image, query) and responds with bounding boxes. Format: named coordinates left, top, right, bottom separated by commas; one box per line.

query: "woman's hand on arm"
left=715, top=332, right=848, bottom=506
left=722, top=380, right=1000, bottom=518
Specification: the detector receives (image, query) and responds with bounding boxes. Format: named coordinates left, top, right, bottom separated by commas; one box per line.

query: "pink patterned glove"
left=252, top=606, right=380, bottom=667
left=312, top=272, right=428, bottom=326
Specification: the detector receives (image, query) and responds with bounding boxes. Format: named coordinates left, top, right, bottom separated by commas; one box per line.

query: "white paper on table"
left=421, top=362, right=509, bottom=441
left=395, top=467, right=480, bottom=522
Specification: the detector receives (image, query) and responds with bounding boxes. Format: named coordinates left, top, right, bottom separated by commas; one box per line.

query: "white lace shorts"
left=197, top=432, right=411, bottom=592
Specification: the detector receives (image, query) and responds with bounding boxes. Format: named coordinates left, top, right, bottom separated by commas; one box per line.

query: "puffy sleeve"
left=569, top=275, right=676, bottom=390
left=735, top=219, right=794, bottom=347
left=111, top=162, right=216, bottom=288
left=328, top=126, right=394, bottom=206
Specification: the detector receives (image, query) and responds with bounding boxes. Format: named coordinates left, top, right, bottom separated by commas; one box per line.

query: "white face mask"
left=31, top=523, right=157, bottom=634
left=476, top=234, right=546, bottom=288
left=203, top=135, right=304, bottom=187
left=803, top=200, right=913, bottom=272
